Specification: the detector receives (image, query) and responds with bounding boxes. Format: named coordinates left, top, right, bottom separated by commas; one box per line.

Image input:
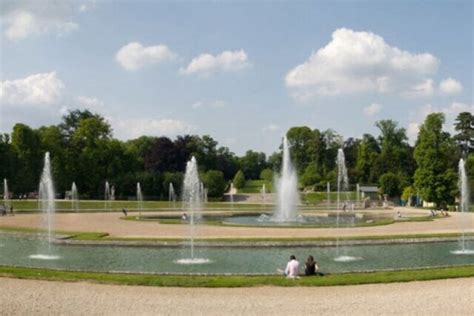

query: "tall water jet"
left=71, top=182, right=79, bottom=211
left=229, top=182, right=235, bottom=204
left=30, top=152, right=60, bottom=260
left=327, top=182, right=331, bottom=210
left=334, top=149, right=360, bottom=262
left=452, top=159, right=474, bottom=255
left=177, top=156, right=209, bottom=264
left=356, top=183, right=360, bottom=208
left=261, top=183, right=266, bottom=204
left=336, top=149, right=349, bottom=212
left=104, top=181, right=110, bottom=210
left=3, top=178, right=9, bottom=209
left=137, top=182, right=143, bottom=217
left=274, top=136, right=299, bottom=221
left=169, top=182, right=176, bottom=207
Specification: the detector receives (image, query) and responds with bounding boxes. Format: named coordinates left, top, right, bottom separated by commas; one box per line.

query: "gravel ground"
left=0, top=207, right=472, bottom=239
left=1, top=277, right=473, bottom=315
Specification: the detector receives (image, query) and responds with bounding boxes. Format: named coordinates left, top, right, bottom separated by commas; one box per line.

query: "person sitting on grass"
left=305, top=255, right=325, bottom=276
left=284, top=255, right=300, bottom=278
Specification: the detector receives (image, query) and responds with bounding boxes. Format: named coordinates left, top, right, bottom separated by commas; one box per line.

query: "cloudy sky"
left=1, top=0, right=472, bottom=155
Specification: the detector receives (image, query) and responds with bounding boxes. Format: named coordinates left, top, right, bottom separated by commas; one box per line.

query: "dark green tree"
left=414, top=113, right=458, bottom=208
left=203, top=170, right=226, bottom=198
left=453, top=112, right=474, bottom=155
left=379, top=172, right=402, bottom=197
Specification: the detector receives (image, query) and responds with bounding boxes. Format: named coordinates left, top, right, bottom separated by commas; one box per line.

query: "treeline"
left=0, top=110, right=473, bottom=206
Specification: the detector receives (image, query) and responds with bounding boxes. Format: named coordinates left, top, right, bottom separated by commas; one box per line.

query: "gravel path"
left=0, top=207, right=472, bottom=239
left=1, top=277, right=473, bottom=315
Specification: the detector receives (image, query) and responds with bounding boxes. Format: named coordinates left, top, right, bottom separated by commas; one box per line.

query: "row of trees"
left=1, top=109, right=473, bottom=207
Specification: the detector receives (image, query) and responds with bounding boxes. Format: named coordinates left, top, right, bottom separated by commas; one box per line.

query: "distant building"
left=358, top=186, right=379, bottom=199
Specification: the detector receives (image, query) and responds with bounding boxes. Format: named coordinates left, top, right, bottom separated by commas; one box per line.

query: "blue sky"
left=1, top=0, right=472, bottom=155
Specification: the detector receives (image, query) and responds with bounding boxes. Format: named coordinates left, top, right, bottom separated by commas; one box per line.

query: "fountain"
left=327, top=182, right=330, bottom=210
left=273, top=136, right=299, bottom=221
left=176, top=156, right=210, bottom=264
left=137, top=182, right=143, bottom=217
left=3, top=178, right=9, bottom=209
left=30, top=152, right=60, bottom=260
left=229, top=182, right=235, bottom=204
left=334, top=148, right=360, bottom=262
left=104, top=181, right=110, bottom=210
left=71, top=182, right=79, bottom=211
left=261, top=183, right=266, bottom=204
left=452, top=159, right=474, bottom=255
left=169, top=182, right=176, bottom=207
left=356, top=183, right=360, bottom=208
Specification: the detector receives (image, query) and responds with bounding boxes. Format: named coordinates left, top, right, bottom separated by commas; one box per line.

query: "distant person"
left=122, top=208, right=128, bottom=216
left=181, top=213, right=188, bottom=221
left=284, top=255, right=300, bottom=278
left=10, top=206, right=14, bottom=216
left=342, top=203, right=347, bottom=212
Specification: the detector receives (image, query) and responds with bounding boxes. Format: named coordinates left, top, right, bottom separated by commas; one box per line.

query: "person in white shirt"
left=284, top=255, right=300, bottom=278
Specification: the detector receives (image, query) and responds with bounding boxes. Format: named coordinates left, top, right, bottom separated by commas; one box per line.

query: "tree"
left=239, top=150, right=267, bottom=179
left=203, top=170, right=226, bottom=198
left=300, top=163, right=320, bottom=187
left=259, top=168, right=273, bottom=182
left=286, top=126, right=316, bottom=173
left=355, top=134, right=380, bottom=184
left=414, top=113, right=458, bottom=208
left=144, top=137, right=178, bottom=173
left=11, top=123, right=42, bottom=193
left=453, top=112, right=474, bottom=155
left=233, top=170, right=245, bottom=189
left=379, top=172, right=401, bottom=197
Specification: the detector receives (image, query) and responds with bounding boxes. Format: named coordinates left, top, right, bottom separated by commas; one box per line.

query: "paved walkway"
left=0, top=207, right=472, bottom=239
left=1, top=277, right=473, bottom=315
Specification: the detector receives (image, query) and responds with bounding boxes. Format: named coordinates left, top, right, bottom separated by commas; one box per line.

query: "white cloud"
left=439, top=78, right=463, bottom=95
left=115, top=42, right=176, bottom=71
left=0, top=72, right=64, bottom=106
left=285, top=28, right=439, bottom=100
left=262, top=124, right=281, bottom=132
left=75, top=96, right=104, bottom=110
left=406, top=122, right=420, bottom=143
left=404, top=79, right=434, bottom=98
left=2, top=1, right=80, bottom=40
left=192, top=99, right=228, bottom=109
left=109, top=117, right=195, bottom=140
left=363, top=103, right=382, bottom=116
left=181, top=50, right=249, bottom=76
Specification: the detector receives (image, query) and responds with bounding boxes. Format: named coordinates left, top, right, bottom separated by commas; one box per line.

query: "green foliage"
left=233, top=170, right=246, bottom=189
left=414, top=113, right=458, bottom=208
left=453, top=112, right=474, bottom=154
left=300, top=163, right=320, bottom=187
left=379, top=172, right=401, bottom=197
left=401, top=186, right=414, bottom=202
left=259, top=168, right=273, bottom=182
left=239, top=150, right=267, bottom=179
left=238, top=180, right=273, bottom=193
left=203, top=170, right=226, bottom=198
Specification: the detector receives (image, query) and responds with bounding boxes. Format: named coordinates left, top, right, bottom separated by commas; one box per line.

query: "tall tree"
left=453, top=112, right=474, bottom=155
left=414, top=113, right=457, bottom=208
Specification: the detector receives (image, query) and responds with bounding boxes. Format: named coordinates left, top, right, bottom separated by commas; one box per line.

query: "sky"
left=0, top=0, right=473, bottom=155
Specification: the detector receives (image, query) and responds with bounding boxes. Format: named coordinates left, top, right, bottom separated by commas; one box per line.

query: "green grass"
left=0, top=265, right=473, bottom=287
left=302, top=192, right=357, bottom=204
left=9, top=200, right=268, bottom=212
left=238, top=180, right=273, bottom=193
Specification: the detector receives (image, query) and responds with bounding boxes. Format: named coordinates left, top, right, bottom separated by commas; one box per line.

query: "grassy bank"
left=1, top=265, right=473, bottom=288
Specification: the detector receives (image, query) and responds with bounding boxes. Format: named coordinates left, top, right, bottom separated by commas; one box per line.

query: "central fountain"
left=71, top=182, right=79, bottom=211
left=272, top=135, right=299, bottom=221
left=176, top=156, right=210, bottom=264
left=30, top=152, right=60, bottom=260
